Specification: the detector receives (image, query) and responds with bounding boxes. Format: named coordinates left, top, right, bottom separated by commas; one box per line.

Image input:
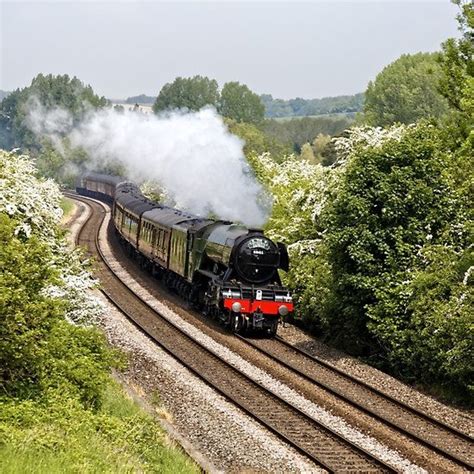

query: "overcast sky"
left=0, top=1, right=460, bottom=100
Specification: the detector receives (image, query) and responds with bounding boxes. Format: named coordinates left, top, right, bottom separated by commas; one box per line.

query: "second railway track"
left=70, top=193, right=400, bottom=473
left=237, top=334, right=474, bottom=471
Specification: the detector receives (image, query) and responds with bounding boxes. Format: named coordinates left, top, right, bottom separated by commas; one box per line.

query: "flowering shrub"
left=0, top=150, right=103, bottom=326
left=0, top=149, right=109, bottom=403
left=0, top=153, right=62, bottom=239
left=333, top=124, right=409, bottom=164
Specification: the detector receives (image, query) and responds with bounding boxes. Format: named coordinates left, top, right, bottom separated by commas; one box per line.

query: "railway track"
left=237, top=334, right=474, bottom=472
left=69, top=193, right=398, bottom=473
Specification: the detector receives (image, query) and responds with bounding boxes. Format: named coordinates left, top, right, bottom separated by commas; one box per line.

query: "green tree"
left=262, top=116, right=351, bottom=153
left=219, top=81, right=265, bottom=124
left=438, top=0, right=474, bottom=142
left=363, top=53, right=449, bottom=126
left=0, top=74, right=107, bottom=150
left=225, top=119, right=292, bottom=161
left=0, top=214, right=63, bottom=394
left=311, top=133, right=332, bottom=165
left=260, top=93, right=364, bottom=118
left=153, top=76, right=219, bottom=113
left=322, top=124, right=473, bottom=399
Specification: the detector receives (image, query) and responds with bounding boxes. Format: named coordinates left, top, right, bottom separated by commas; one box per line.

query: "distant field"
left=113, top=103, right=154, bottom=114
left=271, top=112, right=356, bottom=122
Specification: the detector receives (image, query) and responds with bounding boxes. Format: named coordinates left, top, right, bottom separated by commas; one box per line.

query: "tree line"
left=0, top=74, right=353, bottom=169
left=261, top=92, right=364, bottom=118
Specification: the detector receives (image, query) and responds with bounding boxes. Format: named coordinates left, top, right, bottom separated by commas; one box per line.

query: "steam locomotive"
left=77, top=172, right=293, bottom=336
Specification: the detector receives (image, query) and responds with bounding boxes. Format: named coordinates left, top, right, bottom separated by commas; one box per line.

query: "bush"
left=323, top=125, right=456, bottom=348
left=0, top=214, right=64, bottom=394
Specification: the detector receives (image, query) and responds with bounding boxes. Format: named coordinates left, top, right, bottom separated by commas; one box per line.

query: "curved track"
left=238, top=334, right=474, bottom=471
left=69, top=193, right=397, bottom=473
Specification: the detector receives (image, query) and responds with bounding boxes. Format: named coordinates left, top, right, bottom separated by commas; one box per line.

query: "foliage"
left=153, top=75, right=219, bottom=113
left=326, top=124, right=472, bottom=397
left=254, top=118, right=472, bottom=401
left=363, top=53, right=449, bottom=126
left=0, top=147, right=197, bottom=468
left=248, top=152, right=338, bottom=331
left=225, top=119, right=292, bottom=161
left=261, top=93, right=364, bottom=118
left=439, top=1, right=474, bottom=111
left=262, top=115, right=351, bottom=153
left=438, top=0, right=474, bottom=146
left=0, top=150, right=63, bottom=239
left=36, top=138, right=91, bottom=187
left=0, top=213, right=63, bottom=394
left=0, top=74, right=107, bottom=150
left=0, top=150, right=107, bottom=398
left=323, top=126, right=451, bottom=341
left=299, top=143, right=316, bottom=163
left=310, top=133, right=332, bottom=165
left=219, top=81, right=265, bottom=124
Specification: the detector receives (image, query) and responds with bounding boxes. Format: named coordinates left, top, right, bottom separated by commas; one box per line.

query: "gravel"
left=278, top=324, right=474, bottom=437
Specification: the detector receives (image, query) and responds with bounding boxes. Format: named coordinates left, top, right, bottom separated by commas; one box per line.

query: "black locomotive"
left=77, top=172, right=293, bottom=336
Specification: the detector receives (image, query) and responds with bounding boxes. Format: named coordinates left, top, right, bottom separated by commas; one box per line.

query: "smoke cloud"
left=25, top=103, right=271, bottom=227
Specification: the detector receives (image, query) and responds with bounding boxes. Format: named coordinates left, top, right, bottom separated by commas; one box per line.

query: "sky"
left=0, top=1, right=460, bottom=100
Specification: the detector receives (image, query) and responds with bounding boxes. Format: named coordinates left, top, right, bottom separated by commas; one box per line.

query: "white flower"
left=1, top=149, right=105, bottom=326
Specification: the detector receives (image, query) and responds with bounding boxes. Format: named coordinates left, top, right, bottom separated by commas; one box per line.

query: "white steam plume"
left=25, top=103, right=271, bottom=227
left=24, top=96, right=73, bottom=152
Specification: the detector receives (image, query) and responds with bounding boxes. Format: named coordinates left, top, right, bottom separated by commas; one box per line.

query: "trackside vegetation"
left=0, top=150, right=198, bottom=473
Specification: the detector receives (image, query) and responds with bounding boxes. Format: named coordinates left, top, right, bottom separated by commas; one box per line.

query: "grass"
left=60, top=197, right=74, bottom=220
left=0, top=381, right=199, bottom=474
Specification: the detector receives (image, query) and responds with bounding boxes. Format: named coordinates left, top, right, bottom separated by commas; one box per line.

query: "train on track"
left=77, top=172, right=293, bottom=336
